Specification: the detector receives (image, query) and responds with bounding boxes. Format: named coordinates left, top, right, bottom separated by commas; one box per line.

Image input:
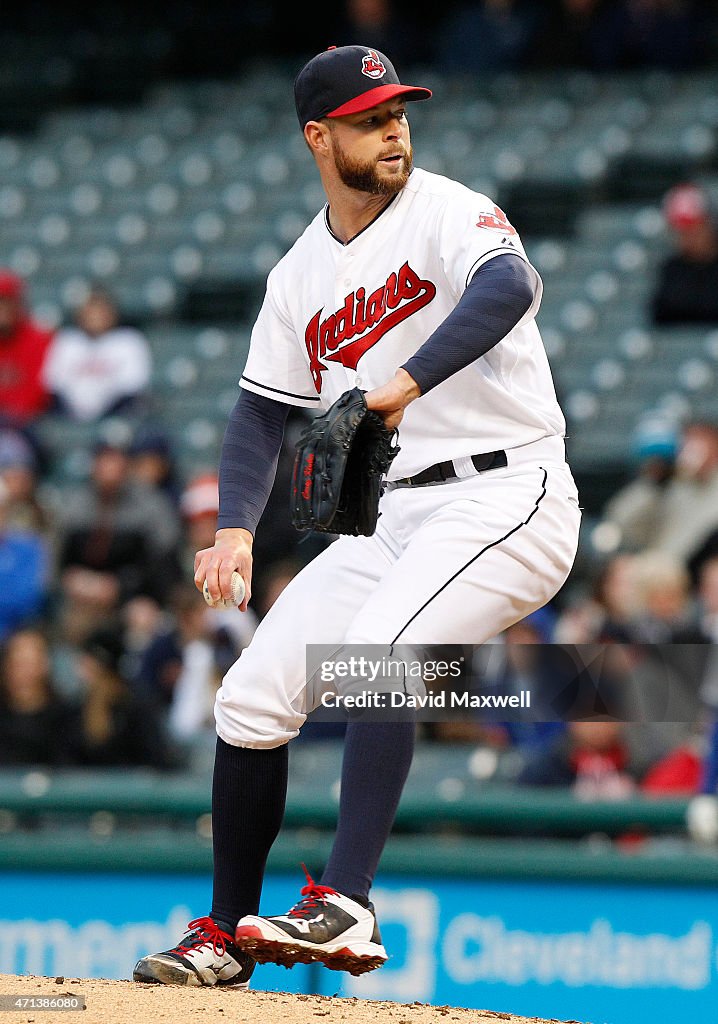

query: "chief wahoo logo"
left=361, top=49, right=386, bottom=79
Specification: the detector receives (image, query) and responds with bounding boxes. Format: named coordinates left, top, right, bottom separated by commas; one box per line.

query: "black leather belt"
left=390, top=450, right=508, bottom=487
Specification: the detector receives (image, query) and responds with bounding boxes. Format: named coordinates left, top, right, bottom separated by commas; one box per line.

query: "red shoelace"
left=177, top=917, right=232, bottom=957
left=288, top=865, right=338, bottom=918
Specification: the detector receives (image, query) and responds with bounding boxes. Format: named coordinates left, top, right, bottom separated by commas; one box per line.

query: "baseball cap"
left=0, top=429, right=36, bottom=471
left=294, top=45, right=432, bottom=129
left=180, top=472, right=219, bottom=520
left=0, top=269, right=24, bottom=300
left=631, top=416, right=678, bottom=462
left=129, top=425, right=172, bottom=459
left=663, top=183, right=711, bottom=229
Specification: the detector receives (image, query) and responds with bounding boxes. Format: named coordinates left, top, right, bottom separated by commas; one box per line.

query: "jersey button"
left=344, top=278, right=351, bottom=286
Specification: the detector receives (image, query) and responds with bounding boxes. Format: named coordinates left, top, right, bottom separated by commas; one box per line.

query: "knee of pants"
left=214, top=653, right=306, bottom=749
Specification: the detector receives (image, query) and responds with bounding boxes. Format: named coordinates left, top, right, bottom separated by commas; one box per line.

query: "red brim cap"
left=326, top=83, right=432, bottom=119
left=295, top=45, right=432, bottom=129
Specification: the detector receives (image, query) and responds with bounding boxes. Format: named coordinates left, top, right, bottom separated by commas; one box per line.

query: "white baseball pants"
left=215, top=435, right=581, bottom=748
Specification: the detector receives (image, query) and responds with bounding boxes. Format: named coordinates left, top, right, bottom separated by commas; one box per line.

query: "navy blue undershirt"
left=217, top=253, right=536, bottom=533
left=216, top=389, right=289, bottom=533
left=401, top=252, right=535, bottom=393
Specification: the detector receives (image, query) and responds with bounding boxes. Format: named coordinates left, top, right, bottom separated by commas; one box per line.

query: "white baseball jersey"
left=240, top=167, right=565, bottom=480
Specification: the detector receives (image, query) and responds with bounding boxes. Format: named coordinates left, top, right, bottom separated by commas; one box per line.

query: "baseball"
left=203, top=571, right=246, bottom=609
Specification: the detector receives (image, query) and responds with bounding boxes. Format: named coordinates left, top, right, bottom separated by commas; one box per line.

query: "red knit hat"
left=663, top=183, right=711, bottom=229
left=0, top=269, right=24, bottom=300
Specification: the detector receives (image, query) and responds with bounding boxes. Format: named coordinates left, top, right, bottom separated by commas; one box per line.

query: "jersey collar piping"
left=324, top=189, right=401, bottom=247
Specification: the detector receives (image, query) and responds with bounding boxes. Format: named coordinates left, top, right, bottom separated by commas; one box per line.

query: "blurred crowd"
left=2, top=0, right=718, bottom=104
left=400, top=0, right=716, bottom=75
left=0, top=270, right=328, bottom=770
left=1, top=167, right=718, bottom=805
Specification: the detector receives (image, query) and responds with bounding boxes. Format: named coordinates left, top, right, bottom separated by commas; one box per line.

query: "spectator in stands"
left=521, top=710, right=704, bottom=795
left=42, top=288, right=152, bottom=422
left=640, top=731, right=703, bottom=794
left=172, top=586, right=247, bottom=740
left=133, top=582, right=255, bottom=745
left=685, top=613, right=718, bottom=787
left=0, top=628, right=74, bottom=765
left=180, top=469, right=293, bottom=611
left=435, top=0, right=537, bottom=74
left=57, top=439, right=181, bottom=640
left=0, top=269, right=53, bottom=426
left=554, top=553, right=639, bottom=642
left=697, top=556, right=718, bottom=643
left=456, top=618, right=567, bottom=750
left=121, top=593, right=169, bottom=687
left=627, top=549, right=704, bottom=642
left=600, top=416, right=678, bottom=553
left=330, top=0, right=428, bottom=68
left=529, top=0, right=610, bottom=70
left=180, top=472, right=222, bottom=579
left=133, top=584, right=204, bottom=709
left=683, top=481, right=718, bottom=584
left=134, top=583, right=251, bottom=700
left=0, top=485, right=48, bottom=642
left=68, top=627, right=176, bottom=768
left=250, top=407, right=330, bottom=596
left=0, top=426, right=54, bottom=535
left=599, top=421, right=718, bottom=567
left=180, top=427, right=326, bottom=607
left=651, top=183, right=718, bottom=325
left=251, top=557, right=302, bottom=620
left=519, top=720, right=638, bottom=796
left=654, top=422, right=718, bottom=565
left=591, top=0, right=700, bottom=70
left=129, top=424, right=182, bottom=508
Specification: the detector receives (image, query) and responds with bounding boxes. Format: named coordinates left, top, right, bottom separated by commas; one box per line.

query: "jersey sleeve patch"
left=475, top=204, right=517, bottom=235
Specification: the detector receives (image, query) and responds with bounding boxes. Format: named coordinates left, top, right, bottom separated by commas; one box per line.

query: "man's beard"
left=332, top=141, right=413, bottom=196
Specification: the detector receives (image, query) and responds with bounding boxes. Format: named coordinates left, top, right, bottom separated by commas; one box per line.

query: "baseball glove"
left=291, top=387, right=400, bottom=537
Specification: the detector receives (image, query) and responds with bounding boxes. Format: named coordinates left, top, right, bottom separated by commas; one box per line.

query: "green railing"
left=2, top=766, right=717, bottom=886
left=1, top=829, right=718, bottom=884
left=0, top=769, right=691, bottom=835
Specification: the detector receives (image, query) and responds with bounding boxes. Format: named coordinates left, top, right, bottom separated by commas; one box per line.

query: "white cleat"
left=234, top=870, right=387, bottom=976
left=133, top=916, right=255, bottom=987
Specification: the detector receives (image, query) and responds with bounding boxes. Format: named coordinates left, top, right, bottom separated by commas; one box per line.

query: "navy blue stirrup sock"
left=321, top=721, right=416, bottom=901
left=210, top=736, right=288, bottom=931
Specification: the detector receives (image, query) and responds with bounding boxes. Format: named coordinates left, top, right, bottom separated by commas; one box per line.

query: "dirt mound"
left=0, top=974, right=586, bottom=1024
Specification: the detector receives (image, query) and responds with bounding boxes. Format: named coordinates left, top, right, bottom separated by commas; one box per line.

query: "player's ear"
left=304, top=120, right=330, bottom=156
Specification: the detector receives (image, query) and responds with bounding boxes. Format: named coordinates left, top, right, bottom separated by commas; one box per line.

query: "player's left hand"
left=364, top=368, right=420, bottom=431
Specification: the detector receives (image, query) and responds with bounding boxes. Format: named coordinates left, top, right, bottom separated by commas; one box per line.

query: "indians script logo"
left=476, top=204, right=517, bottom=235
left=362, top=49, right=386, bottom=79
left=305, top=262, right=436, bottom=393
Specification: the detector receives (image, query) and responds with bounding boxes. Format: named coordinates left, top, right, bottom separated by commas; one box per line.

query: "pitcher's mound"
left=0, top=974, right=587, bottom=1024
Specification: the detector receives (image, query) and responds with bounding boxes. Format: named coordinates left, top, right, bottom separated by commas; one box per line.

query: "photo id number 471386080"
left=0, top=995, right=86, bottom=1011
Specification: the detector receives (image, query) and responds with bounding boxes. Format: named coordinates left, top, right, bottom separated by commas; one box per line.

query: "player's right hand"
left=194, top=527, right=253, bottom=612
left=364, top=367, right=421, bottom=431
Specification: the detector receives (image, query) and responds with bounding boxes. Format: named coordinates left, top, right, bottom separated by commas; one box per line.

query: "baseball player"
left=134, top=44, right=581, bottom=988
